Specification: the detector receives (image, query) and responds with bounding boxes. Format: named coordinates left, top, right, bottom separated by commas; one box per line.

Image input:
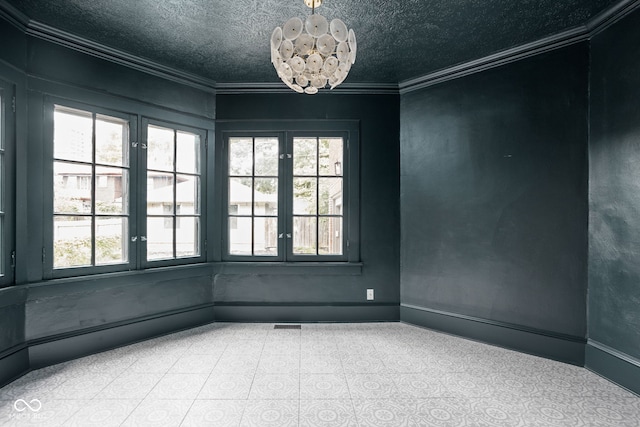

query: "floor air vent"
left=274, top=324, right=301, bottom=329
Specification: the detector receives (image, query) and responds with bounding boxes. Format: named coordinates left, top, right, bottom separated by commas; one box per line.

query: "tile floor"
left=1, top=322, right=639, bottom=426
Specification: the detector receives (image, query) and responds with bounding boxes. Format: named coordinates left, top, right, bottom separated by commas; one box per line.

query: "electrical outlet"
left=366, top=289, right=374, bottom=301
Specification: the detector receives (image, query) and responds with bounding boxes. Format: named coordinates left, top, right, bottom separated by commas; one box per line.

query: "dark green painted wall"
left=216, top=94, right=401, bottom=306
left=400, top=43, right=589, bottom=337
left=589, top=7, right=640, bottom=360
left=0, top=19, right=217, bottom=358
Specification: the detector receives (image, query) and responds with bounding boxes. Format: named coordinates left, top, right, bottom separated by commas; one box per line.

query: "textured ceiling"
left=4, top=0, right=619, bottom=84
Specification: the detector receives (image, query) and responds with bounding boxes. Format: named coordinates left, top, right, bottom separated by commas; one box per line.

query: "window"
left=48, top=102, right=208, bottom=277
left=52, top=106, right=131, bottom=270
left=221, top=121, right=359, bottom=262
left=143, top=122, right=204, bottom=263
left=0, top=79, right=15, bottom=286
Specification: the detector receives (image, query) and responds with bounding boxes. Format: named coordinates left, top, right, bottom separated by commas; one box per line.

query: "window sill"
left=213, top=262, right=363, bottom=276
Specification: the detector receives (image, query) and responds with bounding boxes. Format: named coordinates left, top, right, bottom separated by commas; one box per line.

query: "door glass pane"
left=319, top=217, right=342, bottom=255
left=319, top=178, right=342, bottom=215
left=147, top=125, right=174, bottom=171
left=96, top=217, right=127, bottom=264
left=147, top=172, right=174, bottom=214
left=54, top=162, right=92, bottom=214
left=147, top=217, right=173, bottom=260
left=95, top=166, right=128, bottom=214
left=293, top=177, right=317, bottom=215
left=254, top=217, right=277, bottom=256
left=54, top=216, right=92, bottom=267
left=229, top=138, right=253, bottom=176
left=229, top=217, right=252, bottom=255
left=177, top=217, right=199, bottom=258
left=319, top=138, right=343, bottom=176
left=293, top=216, right=316, bottom=255
left=177, top=174, right=199, bottom=214
left=293, top=138, right=317, bottom=175
left=54, top=108, right=93, bottom=162
left=96, top=115, right=128, bottom=166
left=254, top=178, right=278, bottom=215
left=176, top=131, right=200, bottom=174
left=254, top=138, right=279, bottom=176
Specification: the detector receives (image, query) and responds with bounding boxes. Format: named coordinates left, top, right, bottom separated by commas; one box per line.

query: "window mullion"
left=91, top=113, right=97, bottom=266
left=173, top=130, right=177, bottom=259
left=315, top=137, right=320, bottom=256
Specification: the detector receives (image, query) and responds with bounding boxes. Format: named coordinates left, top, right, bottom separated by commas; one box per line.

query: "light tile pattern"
left=0, top=322, right=639, bottom=426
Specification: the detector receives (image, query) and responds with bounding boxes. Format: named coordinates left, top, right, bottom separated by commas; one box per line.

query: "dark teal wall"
left=0, top=18, right=217, bottom=366
left=400, top=43, right=589, bottom=337
left=216, top=94, right=401, bottom=306
left=589, top=7, right=640, bottom=359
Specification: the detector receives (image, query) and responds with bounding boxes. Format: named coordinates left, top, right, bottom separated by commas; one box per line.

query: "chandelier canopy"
left=270, top=0, right=357, bottom=94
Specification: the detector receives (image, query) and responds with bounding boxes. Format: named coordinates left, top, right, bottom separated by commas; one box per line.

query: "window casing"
left=0, top=80, right=15, bottom=287
left=220, top=121, right=359, bottom=263
left=46, top=101, right=208, bottom=277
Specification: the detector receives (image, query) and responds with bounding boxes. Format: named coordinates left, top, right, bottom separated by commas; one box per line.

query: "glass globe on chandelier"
left=270, top=0, right=357, bottom=94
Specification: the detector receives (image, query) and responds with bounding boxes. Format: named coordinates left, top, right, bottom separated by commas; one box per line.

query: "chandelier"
left=270, top=0, right=357, bottom=94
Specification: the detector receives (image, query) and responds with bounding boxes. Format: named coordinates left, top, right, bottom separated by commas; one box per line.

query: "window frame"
left=218, top=120, right=360, bottom=263
left=0, top=79, right=15, bottom=287
left=140, top=117, right=208, bottom=268
left=44, top=98, right=138, bottom=279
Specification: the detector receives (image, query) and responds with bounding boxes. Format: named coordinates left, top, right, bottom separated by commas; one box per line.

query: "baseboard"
left=28, top=303, right=215, bottom=369
left=586, top=340, right=640, bottom=396
left=401, top=304, right=585, bottom=365
left=0, top=345, right=29, bottom=388
left=214, top=303, right=400, bottom=322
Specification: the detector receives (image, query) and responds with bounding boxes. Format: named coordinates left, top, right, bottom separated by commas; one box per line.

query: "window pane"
left=254, top=178, right=278, bottom=216
left=319, top=138, right=343, bottom=176
left=229, top=217, right=252, bottom=255
left=176, top=131, right=200, bottom=174
left=293, top=138, right=317, bottom=175
left=177, top=174, right=199, bottom=215
left=319, top=178, right=342, bottom=215
left=293, top=216, right=317, bottom=255
left=96, top=115, right=128, bottom=166
left=54, top=216, right=92, bottom=268
left=54, top=162, right=92, bottom=214
left=229, top=178, right=252, bottom=214
left=254, top=217, right=277, bottom=256
left=293, top=177, right=317, bottom=215
left=254, top=138, right=279, bottom=176
left=319, top=217, right=342, bottom=255
left=147, top=125, right=174, bottom=171
left=176, top=217, right=199, bottom=258
left=147, top=172, right=174, bottom=213
left=147, top=217, right=173, bottom=260
left=96, top=217, right=127, bottom=264
left=229, top=138, right=253, bottom=176
left=54, top=108, right=92, bottom=162
left=96, top=166, right=128, bottom=214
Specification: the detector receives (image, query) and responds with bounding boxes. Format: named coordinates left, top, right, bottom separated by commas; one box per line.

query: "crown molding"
left=0, top=0, right=217, bottom=93
left=587, top=0, right=640, bottom=36
left=399, top=26, right=590, bottom=94
left=215, top=82, right=399, bottom=95
left=0, top=0, right=28, bottom=30
left=2, top=0, right=638, bottom=96
left=399, top=0, right=640, bottom=94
